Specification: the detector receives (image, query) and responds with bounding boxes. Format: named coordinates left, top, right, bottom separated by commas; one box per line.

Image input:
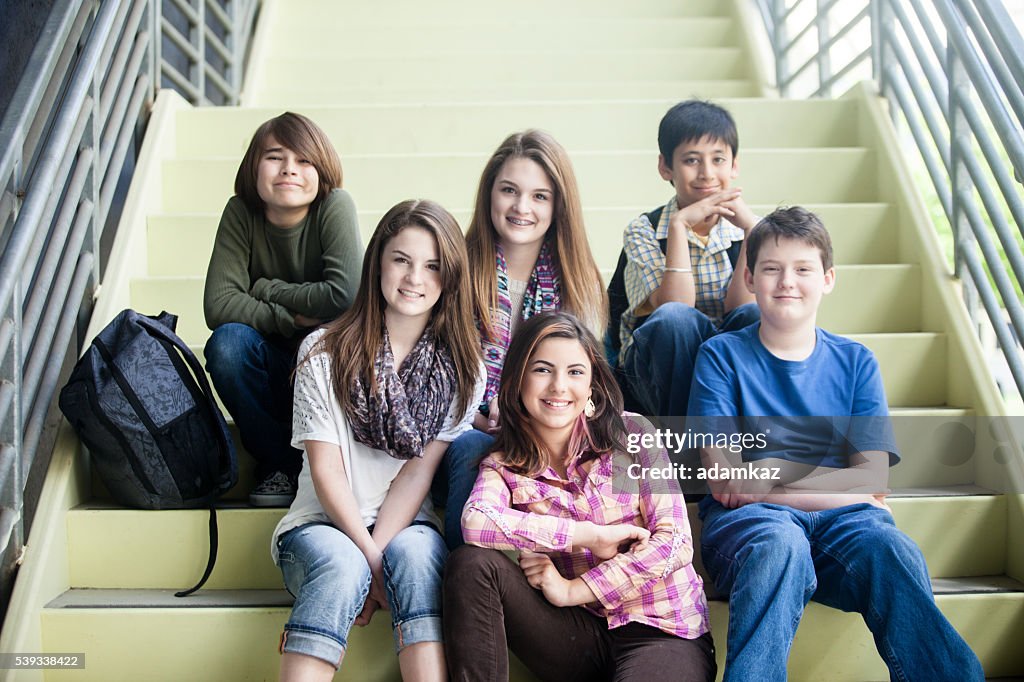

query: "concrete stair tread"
left=264, top=0, right=729, bottom=21
left=75, top=483, right=1000, bottom=511
left=47, top=589, right=293, bottom=609
left=249, top=80, right=763, bottom=106
left=932, top=576, right=1024, bottom=595
left=173, top=98, right=863, bottom=155
left=263, top=18, right=743, bottom=53
left=255, top=49, right=751, bottom=87
left=47, top=574, right=1024, bottom=610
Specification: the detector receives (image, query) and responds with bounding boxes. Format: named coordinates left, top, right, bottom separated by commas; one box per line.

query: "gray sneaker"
left=249, top=471, right=297, bottom=507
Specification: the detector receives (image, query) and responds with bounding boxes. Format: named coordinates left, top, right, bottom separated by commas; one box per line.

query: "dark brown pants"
left=443, top=545, right=716, bottom=682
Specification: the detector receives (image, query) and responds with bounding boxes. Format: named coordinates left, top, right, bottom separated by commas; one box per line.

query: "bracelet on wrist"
left=664, top=266, right=693, bottom=274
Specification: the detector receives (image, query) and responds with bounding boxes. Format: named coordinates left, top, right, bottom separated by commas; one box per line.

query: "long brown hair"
left=234, top=112, right=343, bottom=214
left=493, top=311, right=625, bottom=477
left=465, top=130, right=607, bottom=339
left=313, top=200, right=481, bottom=420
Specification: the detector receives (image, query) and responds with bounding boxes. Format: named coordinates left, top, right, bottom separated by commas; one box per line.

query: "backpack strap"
left=132, top=312, right=233, bottom=598
left=606, top=206, right=665, bottom=358
left=174, top=508, right=219, bottom=598
left=726, top=237, right=743, bottom=271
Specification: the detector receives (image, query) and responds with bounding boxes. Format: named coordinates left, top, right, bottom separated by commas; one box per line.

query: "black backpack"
left=606, top=206, right=744, bottom=358
left=59, top=309, right=238, bottom=596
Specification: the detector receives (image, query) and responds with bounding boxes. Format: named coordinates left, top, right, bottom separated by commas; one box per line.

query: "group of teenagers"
left=201, top=100, right=984, bottom=681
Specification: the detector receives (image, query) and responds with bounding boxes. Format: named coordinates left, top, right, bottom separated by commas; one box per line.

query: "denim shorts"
left=277, top=521, right=447, bottom=667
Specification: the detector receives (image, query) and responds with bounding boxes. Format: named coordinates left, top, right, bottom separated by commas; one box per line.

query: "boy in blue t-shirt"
left=688, top=207, right=982, bottom=681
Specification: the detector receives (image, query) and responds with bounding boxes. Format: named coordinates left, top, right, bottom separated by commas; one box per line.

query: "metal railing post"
left=948, top=31, right=979, bottom=321
left=749, top=0, right=1024, bottom=402
left=773, top=0, right=789, bottom=96
left=816, top=0, right=832, bottom=96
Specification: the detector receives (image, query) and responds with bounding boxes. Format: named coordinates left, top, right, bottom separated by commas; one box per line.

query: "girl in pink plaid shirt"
left=442, top=311, right=716, bottom=682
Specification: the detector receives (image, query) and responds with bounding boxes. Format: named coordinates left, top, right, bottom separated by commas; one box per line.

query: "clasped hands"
left=354, top=551, right=389, bottom=627
left=519, top=521, right=650, bottom=607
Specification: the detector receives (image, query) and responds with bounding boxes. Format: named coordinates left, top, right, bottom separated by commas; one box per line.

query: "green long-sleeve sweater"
left=203, top=188, right=364, bottom=338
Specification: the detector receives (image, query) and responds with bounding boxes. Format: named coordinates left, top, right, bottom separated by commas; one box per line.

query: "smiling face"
left=520, top=336, right=592, bottom=444
left=658, top=135, right=738, bottom=209
left=380, top=225, right=443, bottom=328
left=489, top=156, right=555, bottom=252
left=256, top=135, right=320, bottom=226
left=745, top=236, right=835, bottom=331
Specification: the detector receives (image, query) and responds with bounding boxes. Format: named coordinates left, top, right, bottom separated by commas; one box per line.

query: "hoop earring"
left=584, top=397, right=596, bottom=419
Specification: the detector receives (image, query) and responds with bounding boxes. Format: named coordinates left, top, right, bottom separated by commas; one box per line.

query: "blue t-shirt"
left=687, top=324, right=899, bottom=470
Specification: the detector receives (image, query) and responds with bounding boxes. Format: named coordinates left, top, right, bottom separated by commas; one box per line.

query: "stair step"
left=39, top=589, right=1024, bottom=681
left=850, top=333, right=948, bottom=406
left=66, top=491, right=1006, bottom=591
left=932, top=575, right=1024, bottom=594
left=174, top=99, right=862, bottom=157
left=258, top=17, right=743, bottom=55
left=147, top=203, right=895, bottom=277
left=48, top=589, right=293, bottom=609
left=250, top=79, right=763, bottom=107
left=258, top=49, right=750, bottom=91
left=50, top=575, right=1024, bottom=609
left=268, top=0, right=730, bottom=22
left=40, top=604, right=399, bottom=681
left=130, top=265, right=921, bottom=350
left=162, top=149, right=878, bottom=214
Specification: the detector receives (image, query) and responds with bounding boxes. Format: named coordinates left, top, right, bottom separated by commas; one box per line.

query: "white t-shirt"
left=272, top=329, right=485, bottom=562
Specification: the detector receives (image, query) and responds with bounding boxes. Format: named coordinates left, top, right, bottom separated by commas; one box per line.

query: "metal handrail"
left=0, top=0, right=260, bottom=606
left=753, top=0, right=1024, bottom=405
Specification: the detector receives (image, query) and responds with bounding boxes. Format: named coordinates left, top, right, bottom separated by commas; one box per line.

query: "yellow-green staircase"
left=3, top=0, right=1024, bottom=680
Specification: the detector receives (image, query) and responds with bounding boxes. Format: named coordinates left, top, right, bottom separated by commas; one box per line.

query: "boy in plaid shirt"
left=615, top=100, right=760, bottom=416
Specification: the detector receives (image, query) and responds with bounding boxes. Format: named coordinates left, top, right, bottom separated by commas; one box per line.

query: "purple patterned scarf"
left=348, top=323, right=456, bottom=460
left=480, top=240, right=561, bottom=409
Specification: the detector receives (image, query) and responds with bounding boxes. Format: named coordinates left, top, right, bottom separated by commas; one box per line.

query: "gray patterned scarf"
left=348, top=323, right=456, bottom=460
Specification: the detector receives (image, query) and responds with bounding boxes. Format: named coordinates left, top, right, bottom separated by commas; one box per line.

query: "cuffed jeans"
left=699, top=500, right=984, bottom=682
left=433, top=429, right=494, bottom=551
left=443, top=545, right=716, bottom=682
left=621, top=302, right=759, bottom=416
left=204, top=323, right=302, bottom=480
left=277, top=521, right=447, bottom=667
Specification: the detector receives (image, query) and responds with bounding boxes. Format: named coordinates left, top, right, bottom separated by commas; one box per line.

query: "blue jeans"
left=204, top=323, right=302, bottom=480
left=622, top=302, right=759, bottom=416
left=277, top=521, right=447, bottom=667
left=433, top=429, right=494, bottom=551
left=699, top=500, right=984, bottom=682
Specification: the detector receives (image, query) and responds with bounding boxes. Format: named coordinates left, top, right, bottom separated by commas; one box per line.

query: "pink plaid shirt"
left=461, top=418, right=710, bottom=639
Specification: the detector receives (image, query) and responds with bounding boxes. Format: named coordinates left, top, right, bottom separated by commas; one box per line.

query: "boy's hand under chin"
left=719, top=192, right=759, bottom=232
left=673, top=188, right=743, bottom=234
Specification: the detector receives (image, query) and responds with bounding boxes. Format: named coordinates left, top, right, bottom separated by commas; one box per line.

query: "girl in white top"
left=273, top=199, right=484, bottom=681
